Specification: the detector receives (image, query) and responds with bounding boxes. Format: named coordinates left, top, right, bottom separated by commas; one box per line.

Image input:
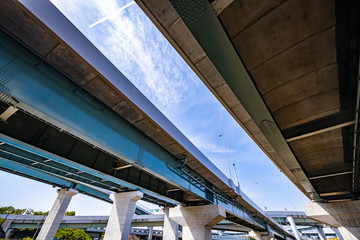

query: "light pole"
left=219, top=134, right=232, bottom=181
left=233, top=162, right=240, bottom=189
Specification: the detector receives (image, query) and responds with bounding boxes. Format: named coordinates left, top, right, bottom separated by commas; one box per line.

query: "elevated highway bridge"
left=135, top=0, right=360, bottom=239
left=0, top=212, right=337, bottom=240
left=0, top=1, right=291, bottom=240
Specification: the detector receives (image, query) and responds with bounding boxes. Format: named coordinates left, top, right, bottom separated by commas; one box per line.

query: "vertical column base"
left=5, top=229, right=15, bottom=239
left=169, top=204, right=226, bottom=240
left=103, top=191, right=143, bottom=240
left=36, top=188, right=78, bottom=240
left=331, top=227, right=344, bottom=240
left=147, top=226, right=153, bottom=240
left=286, top=216, right=301, bottom=240
left=163, top=208, right=179, bottom=240
left=315, top=226, right=326, bottom=240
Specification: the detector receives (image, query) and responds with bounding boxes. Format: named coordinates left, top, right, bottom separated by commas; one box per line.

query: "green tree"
left=0, top=206, right=27, bottom=215
left=33, top=211, right=50, bottom=216
left=0, top=205, right=74, bottom=216
left=0, top=205, right=75, bottom=234
left=64, top=211, right=75, bottom=216
left=54, top=228, right=91, bottom=240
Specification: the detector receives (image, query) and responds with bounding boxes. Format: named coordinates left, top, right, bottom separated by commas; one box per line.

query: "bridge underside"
left=136, top=0, right=360, bottom=202
left=0, top=1, right=292, bottom=238
left=217, top=0, right=359, bottom=202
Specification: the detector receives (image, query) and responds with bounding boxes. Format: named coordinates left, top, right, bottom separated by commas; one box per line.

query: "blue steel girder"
left=0, top=133, right=176, bottom=206
left=0, top=155, right=112, bottom=204
left=0, top=27, right=266, bottom=230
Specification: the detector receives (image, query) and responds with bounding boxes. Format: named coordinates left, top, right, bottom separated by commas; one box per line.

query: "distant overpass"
left=265, top=211, right=342, bottom=240
left=0, top=214, right=250, bottom=233
left=265, top=211, right=322, bottom=227
left=0, top=1, right=291, bottom=239
left=0, top=214, right=251, bottom=240
left=1, top=213, right=338, bottom=240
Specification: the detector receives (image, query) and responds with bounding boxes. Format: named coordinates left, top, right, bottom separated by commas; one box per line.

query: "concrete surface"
left=36, top=188, right=78, bottom=240
left=103, top=191, right=143, bottom=240
left=169, top=205, right=226, bottom=240
left=304, top=200, right=360, bottom=239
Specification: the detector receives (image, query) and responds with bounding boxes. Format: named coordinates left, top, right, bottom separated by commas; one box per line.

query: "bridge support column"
left=331, top=227, right=344, bottom=240
left=163, top=208, right=179, bottom=240
left=169, top=204, right=226, bottom=240
left=304, top=200, right=360, bottom=240
left=249, top=230, right=274, bottom=240
left=36, top=188, right=78, bottom=240
left=2, top=219, right=15, bottom=239
left=5, top=229, right=15, bottom=239
left=316, top=226, right=326, bottom=240
left=287, top=216, right=301, bottom=240
left=103, top=191, right=143, bottom=240
left=147, top=226, right=153, bottom=240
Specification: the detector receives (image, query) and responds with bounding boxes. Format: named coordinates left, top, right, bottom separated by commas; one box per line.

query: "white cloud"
left=187, top=133, right=235, bottom=154
left=74, top=0, right=199, bottom=110
left=89, top=1, right=135, bottom=28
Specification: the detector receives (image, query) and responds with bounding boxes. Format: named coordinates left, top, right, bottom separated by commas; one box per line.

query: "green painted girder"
left=168, top=0, right=320, bottom=201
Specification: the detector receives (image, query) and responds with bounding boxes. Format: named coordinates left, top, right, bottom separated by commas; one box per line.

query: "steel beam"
left=0, top=134, right=178, bottom=206
left=0, top=157, right=112, bottom=203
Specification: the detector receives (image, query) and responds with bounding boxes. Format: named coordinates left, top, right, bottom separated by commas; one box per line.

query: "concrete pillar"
left=169, top=204, right=226, bottom=240
left=163, top=208, right=179, bottom=240
left=338, top=227, right=360, bottom=240
left=287, top=216, right=301, bottom=240
left=2, top=219, right=13, bottom=238
left=331, top=227, right=344, bottom=240
left=103, top=191, right=143, bottom=240
left=36, top=188, right=78, bottom=240
left=148, top=226, right=153, bottom=240
left=249, top=230, right=274, bottom=240
left=315, top=226, right=326, bottom=240
left=304, top=200, right=360, bottom=240
left=5, top=227, right=15, bottom=239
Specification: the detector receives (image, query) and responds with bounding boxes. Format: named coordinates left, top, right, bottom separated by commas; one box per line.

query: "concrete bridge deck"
left=0, top=0, right=291, bottom=239
left=136, top=0, right=360, bottom=238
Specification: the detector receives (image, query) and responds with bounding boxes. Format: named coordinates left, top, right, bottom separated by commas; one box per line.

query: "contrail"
left=89, top=1, right=135, bottom=28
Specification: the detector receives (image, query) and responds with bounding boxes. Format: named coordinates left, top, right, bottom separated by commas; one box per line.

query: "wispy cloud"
left=187, top=133, right=235, bottom=154
left=64, top=0, right=199, bottom=110
left=89, top=1, right=135, bottom=28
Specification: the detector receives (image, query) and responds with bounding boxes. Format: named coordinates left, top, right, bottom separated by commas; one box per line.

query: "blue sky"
left=0, top=0, right=309, bottom=214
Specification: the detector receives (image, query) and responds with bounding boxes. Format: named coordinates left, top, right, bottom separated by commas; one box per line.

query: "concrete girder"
left=304, top=200, right=360, bottom=240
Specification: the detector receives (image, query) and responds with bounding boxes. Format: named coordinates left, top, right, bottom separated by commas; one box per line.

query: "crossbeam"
left=283, top=109, right=355, bottom=142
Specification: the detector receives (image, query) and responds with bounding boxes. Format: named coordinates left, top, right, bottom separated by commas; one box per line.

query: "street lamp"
left=219, top=134, right=232, bottom=182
